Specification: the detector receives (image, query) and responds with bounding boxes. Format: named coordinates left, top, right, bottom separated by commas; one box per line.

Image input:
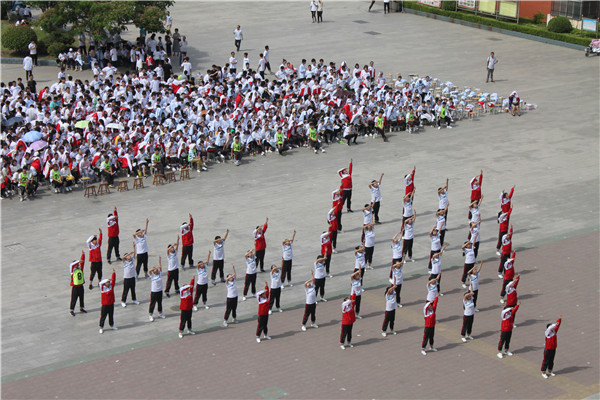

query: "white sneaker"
left=268, top=310, right=272, bottom=315
left=421, top=349, right=427, bottom=355
left=496, top=251, right=501, bottom=256
left=205, top=305, right=210, bottom=309
left=121, top=302, right=127, bottom=307
left=111, top=326, right=118, bottom=330
left=367, top=266, right=373, bottom=270
left=320, top=297, right=327, bottom=302
left=223, top=320, right=228, bottom=327
left=201, top=166, right=207, bottom=171
left=542, top=373, right=548, bottom=379
left=327, top=274, right=333, bottom=278
left=462, top=337, right=467, bottom=342
left=500, top=299, right=505, bottom=304
left=301, top=325, right=307, bottom=331
left=437, top=126, right=441, bottom=130
left=332, top=249, right=338, bottom=254
left=382, top=332, right=387, bottom=337
left=392, top=331, right=397, bottom=335
left=278, top=308, right=283, bottom=313
left=398, top=304, right=403, bottom=308
left=321, top=149, right=325, bottom=153
left=347, top=344, right=354, bottom=348
left=242, top=297, right=247, bottom=301
left=447, top=125, right=452, bottom=129
left=179, top=332, right=184, bottom=339
left=356, top=315, right=362, bottom=319
left=149, top=315, right=154, bottom=322
left=467, top=336, right=474, bottom=340
left=506, top=351, right=513, bottom=356
left=158, top=314, right=166, bottom=319
left=187, top=330, right=195, bottom=335
left=264, top=336, right=271, bottom=340
left=497, top=352, right=504, bottom=359
left=132, top=300, right=140, bottom=305
left=549, top=372, right=556, bottom=377
left=312, top=323, right=318, bottom=328
left=256, top=337, right=261, bottom=343
left=340, top=344, right=346, bottom=350
left=498, top=274, right=503, bottom=279
left=99, top=328, right=103, bottom=334
left=461, top=283, right=467, bottom=289
left=474, top=308, right=479, bottom=312
left=232, top=319, right=238, bottom=323
left=430, top=348, right=438, bottom=352
left=193, top=306, right=198, bottom=311
left=289, top=283, right=293, bottom=287
left=439, top=293, right=444, bottom=297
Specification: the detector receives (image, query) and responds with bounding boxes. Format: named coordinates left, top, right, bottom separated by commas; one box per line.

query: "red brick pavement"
left=2, top=232, right=598, bottom=399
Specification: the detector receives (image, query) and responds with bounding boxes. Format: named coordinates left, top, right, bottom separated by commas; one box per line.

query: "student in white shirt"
left=164, top=235, right=181, bottom=297
left=229, top=52, right=238, bottom=75
left=350, top=270, right=363, bottom=319
left=301, top=274, right=318, bottom=331
left=467, top=261, right=483, bottom=311
left=461, top=290, right=476, bottom=341
left=312, top=255, right=328, bottom=302
left=391, top=260, right=404, bottom=306
left=381, top=284, right=397, bottom=336
left=268, top=263, right=283, bottom=314
left=133, top=218, right=150, bottom=278
left=223, top=265, right=238, bottom=326
left=148, top=257, right=166, bottom=321
left=120, top=249, right=140, bottom=307
left=363, top=224, right=376, bottom=273
left=281, top=230, right=296, bottom=287
left=402, top=213, right=416, bottom=261
left=193, top=251, right=211, bottom=310
left=211, top=229, right=229, bottom=284
left=368, top=173, right=384, bottom=224
left=242, top=249, right=257, bottom=301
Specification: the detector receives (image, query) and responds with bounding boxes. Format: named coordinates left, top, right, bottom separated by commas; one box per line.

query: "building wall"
left=519, top=0, right=552, bottom=20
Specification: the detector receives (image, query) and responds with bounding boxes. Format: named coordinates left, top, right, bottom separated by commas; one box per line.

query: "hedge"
left=547, top=16, right=573, bottom=33
left=1, top=25, right=37, bottom=55
left=402, top=1, right=591, bottom=47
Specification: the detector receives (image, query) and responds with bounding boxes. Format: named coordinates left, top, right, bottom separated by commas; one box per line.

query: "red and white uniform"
left=332, top=189, right=342, bottom=213
left=499, top=208, right=512, bottom=232
left=544, top=318, right=561, bottom=350
left=320, top=231, right=332, bottom=255
left=424, top=297, right=438, bottom=328
left=70, top=253, right=85, bottom=286
left=254, top=223, right=268, bottom=251
left=500, top=188, right=514, bottom=213
left=257, top=285, right=270, bottom=315
left=338, top=161, right=353, bottom=190
left=500, top=304, right=519, bottom=332
left=506, top=275, right=519, bottom=306
left=327, top=208, right=338, bottom=232
left=181, top=217, right=194, bottom=247
left=341, top=293, right=356, bottom=325
left=107, top=210, right=119, bottom=238
left=504, top=252, right=516, bottom=280
left=179, top=278, right=195, bottom=310
left=404, top=168, right=415, bottom=195
left=501, top=227, right=513, bottom=255
left=100, top=272, right=116, bottom=305
left=470, top=173, right=483, bottom=202
left=87, top=232, right=103, bottom=262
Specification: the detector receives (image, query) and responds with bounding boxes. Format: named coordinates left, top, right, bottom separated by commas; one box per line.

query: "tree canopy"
left=28, top=1, right=174, bottom=39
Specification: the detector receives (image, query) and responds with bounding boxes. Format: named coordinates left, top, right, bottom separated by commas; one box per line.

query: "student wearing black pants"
left=461, top=290, right=476, bottom=341
left=223, top=265, right=238, bottom=326
left=133, top=219, right=150, bottom=278
left=382, top=285, right=397, bottom=336
left=268, top=264, right=283, bottom=313
left=148, top=259, right=165, bottom=321
left=136, top=252, right=148, bottom=277
left=301, top=277, right=318, bottom=330
left=281, top=230, right=296, bottom=286
left=164, top=236, right=181, bottom=297
left=98, top=270, right=117, bottom=334
left=313, top=255, right=328, bottom=301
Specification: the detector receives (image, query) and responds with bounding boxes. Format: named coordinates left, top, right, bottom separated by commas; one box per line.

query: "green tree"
left=29, top=1, right=174, bottom=40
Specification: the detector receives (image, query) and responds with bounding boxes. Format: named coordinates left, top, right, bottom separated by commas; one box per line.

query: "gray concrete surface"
left=1, top=0, right=599, bottom=384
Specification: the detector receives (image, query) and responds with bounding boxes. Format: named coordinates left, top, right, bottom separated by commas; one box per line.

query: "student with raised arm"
left=254, top=217, right=269, bottom=272
left=313, top=254, right=328, bottom=302
left=497, top=301, right=521, bottom=359
left=467, top=261, right=483, bottom=310
left=180, top=213, right=194, bottom=269
left=468, top=219, right=481, bottom=259
left=468, top=195, right=483, bottom=223
left=327, top=208, right=339, bottom=253
left=320, top=230, right=333, bottom=277
left=438, top=178, right=449, bottom=220
left=498, top=225, right=513, bottom=278
left=338, top=158, right=353, bottom=212
left=354, top=244, right=366, bottom=279
left=223, top=264, right=238, bottom=326
left=301, top=272, right=319, bottom=331
left=429, top=244, right=447, bottom=294
left=242, top=249, right=257, bottom=301
left=403, top=212, right=417, bottom=262
left=281, top=230, right=296, bottom=286
left=98, top=268, right=117, bottom=334
left=164, top=235, right=181, bottom=298
left=435, top=203, right=449, bottom=246
left=428, top=226, right=441, bottom=271
left=421, top=295, right=439, bottom=355
left=461, top=234, right=478, bottom=287
left=268, top=262, right=283, bottom=314
left=69, top=250, right=87, bottom=316
left=332, top=188, right=343, bottom=231
left=541, top=316, right=562, bottom=379
left=106, top=207, right=121, bottom=264
left=461, top=289, right=476, bottom=342
left=470, top=170, right=483, bottom=203
left=500, top=185, right=515, bottom=213
left=363, top=224, right=376, bottom=272
left=391, top=260, right=404, bottom=307
left=390, top=229, right=404, bottom=278
left=193, top=251, right=211, bottom=311
left=426, top=272, right=442, bottom=302
left=212, top=229, right=229, bottom=285
left=350, top=270, right=364, bottom=319
left=504, top=273, right=520, bottom=309
left=368, top=173, right=384, bottom=224
left=178, top=276, right=195, bottom=338
left=404, top=165, right=416, bottom=195
left=402, top=190, right=415, bottom=225
left=340, top=292, right=356, bottom=350
left=256, top=281, right=271, bottom=343
left=133, top=218, right=150, bottom=278
left=496, top=205, right=513, bottom=255
left=87, top=228, right=103, bottom=290
left=381, top=284, right=397, bottom=337
left=500, top=251, right=517, bottom=303
left=361, top=203, right=374, bottom=242
left=121, top=244, right=140, bottom=307
left=148, top=257, right=165, bottom=322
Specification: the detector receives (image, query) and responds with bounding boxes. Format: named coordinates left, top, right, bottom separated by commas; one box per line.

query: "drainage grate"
left=364, top=31, right=381, bottom=35
left=4, top=243, right=25, bottom=252
left=353, top=20, right=368, bottom=24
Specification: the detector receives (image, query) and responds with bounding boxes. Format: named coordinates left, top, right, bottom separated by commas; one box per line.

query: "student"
left=467, top=261, right=483, bottom=311
left=50, top=164, right=64, bottom=193
left=350, top=270, right=363, bottom=319
left=223, top=264, right=238, bottom=327
left=469, top=220, right=481, bottom=259
left=500, top=185, right=515, bottom=213
left=256, top=282, right=271, bottom=343
left=121, top=246, right=140, bottom=307
left=98, top=269, right=117, bottom=334
left=332, top=188, right=343, bottom=232
left=435, top=205, right=449, bottom=246
left=231, top=135, right=242, bottom=166
left=212, top=229, right=229, bottom=284
left=301, top=273, right=319, bottom=331
left=180, top=213, right=194, bottom=269
left=354, top=244, right=366, bottom=280
left=381, top=284, right=398, bottom=337
left=504, top=273, right=520, bottom=309
left=438, top=178, right=449, bottom=220
left=369, top=173, right=384, bottom=224
left=402, top=190, right=415, bottom=225
left=500, top=251, right=516, bottom=303
left=496, top=205, right=513, bottom=255
left=69, top=250, right=87, bottom=316
left=470, top=170, right=483, bottom=203
left=178, top=277, right=195, bottom=338
left=428, top=227, right=441, bottom=271
left=254, top=218, right=268, bottom=272
left=106, top=207, right=121, bottom=264
left=421, top=296, right=439, bottom=355
left=148, top=257, right=166, bottom=322
left=133, top=218, right=150, bottom=278
left=426, top=273, right=441, bottom=303
left=391, top=260, right=404, bottom=307
left=497, top=302, right=521, bottom=359
left=498, top=225, right=513, bottom=278
left=193, top=251, right=211, bottom=311
left=461, top=235, right=478, bottom=287
left=461, top=289, right=476, bottom=342
left=541, top=316, right=562, bottom=379
left=338, top=159, right=353, bottom=212
left=390, top=229, right=404, bottom=277
left=164, top=235, right=181, bottom=298
left=363, top=224, right=376, bottom=271
left=404, top=166, right=416, bottom=195
left=340, top=293, right=356, bottom=350
left=313, top=255, right=328, bottom=302
left=362, top=203, right=373, bottom=241
left=242, top=249, right=258, bottom=301
left=327, top=208, right=339, bottom=253
left=268, top=263, right=283, bottom=314
left=429, top=243, right=447, bottom=296
left=320, top=231, right=333, bottom=277
left=281, top=230, right=296, bottom=287
left=402, top=212, right=416, bottom=262
left=87, top=228, right=103, bottom=290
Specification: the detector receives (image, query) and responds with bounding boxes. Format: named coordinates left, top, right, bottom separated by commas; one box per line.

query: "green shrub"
left=1, top=25, right=37, bottom=55
left=533, top=12, right=545, bottom=24
left=441, top=1, right=456, bottom=11
left=36, top=39, right=49, bottom=56
left=547, top=16, right=572, bottom=33
left=47, top=42, right=65, bottom=57
left=49, top=30, right=76, bottom=46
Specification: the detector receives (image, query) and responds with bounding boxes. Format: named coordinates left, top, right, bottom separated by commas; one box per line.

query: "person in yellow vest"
left=17, top=168, right=32, bottom=201
left=406, top=107, right=417, bottom=134
left=101, top=158, right=115, bottom=187
left=152, top=147, right=165, bottom=174
left=308, top=122, right=325, bottom=153
left=50, top=164, right=65, bottom=194
left=374, top=111, right=388, bottom=142
left=230, top=135, right=243, bottom=166
left=437, top=101, right=453, bottom=130
left=70, top=250, right=88, bottom=316
left=276, top=127, right=287, bottom=155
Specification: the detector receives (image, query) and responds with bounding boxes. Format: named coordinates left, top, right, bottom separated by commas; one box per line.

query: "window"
left=551, top=0, right=595, bottom=19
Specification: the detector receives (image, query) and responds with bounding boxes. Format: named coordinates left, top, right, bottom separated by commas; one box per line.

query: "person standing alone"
left=233, top=25, right=243, bottom=52
left=486, top=51, right=498, bottom=83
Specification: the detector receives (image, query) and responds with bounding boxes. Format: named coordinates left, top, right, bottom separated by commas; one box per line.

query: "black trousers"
left=403, top=239, right=413, bottom=259
left=136, top=252, right=149, bottom=276
left=211, top=259, right=225, bottom=281
left=497, top=230, right=507, bottom=250
left=243, top=273, right=257, bottom=296
left=500, top=278, right=512, bottom=297
left=384, top=2, right=390, bottom=13
left=149, top=291, right=163, bottom=314
left=373, top=201, right=380, bottom=222
left=474, top=241, right=480, bottom=258
left=121, top=277, right=137, bottom=302
left=422, top=326, right=435, bottom=348
left=303, top=303, right=316, bottom=324
left=269, top=287, right=281, bottom=309
left=462, top=263, right=474, bottom=283
left=255, top=249, right=266, bottom=272
left=365, top=246, right=374, bottom=265
left=336, top=209, right=343, bottom=231
left=235, top=39, right=241, bottom=51
left=99, top=304, right=114, bottom=327
left=193, top=283, right=208, bottom=305
left=314, top=277, right=325, bottom=298
left=395, top=284, right=402, bottom=304
left=325, top=253, right=332, bottom=274
left=107, top=236, right=120, bottom=260
left=498, top=330, right=512, bottom=351
left=473, top=289, right=479, bottom=307
left=224, top=297, right=238, bottom=320
left=354, top=294, right=362, bottom=315
left=541, top=349, right=556, bottom=372
left=440, top=229, right=446, bottom=246
left=499, top=253, right=509, bottom=274
left=90, top=261, right=103, bottom=282
left=340, top=324, right=353, bottom=344
left=281, top=260, right=292, bottom=283
left=165, top=269, right=180, bottom=293
left=256, top=314, right=269, bottom=336
left=179, top=309, right=192, bottom=331
left=181, top=244, right=193, bottom=267
left=342, top=189, right=352, bottom=211
left=70, top=285, right=84, bottom=310
left=382, top=309, right=396, bottom=331
left=461, top=315, right=474, bottom=336
left=330, top=230, right=338, bottom=249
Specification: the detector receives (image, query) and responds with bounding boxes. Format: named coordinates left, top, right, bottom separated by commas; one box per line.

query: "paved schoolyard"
left=1, top=1, right=598, bottom=398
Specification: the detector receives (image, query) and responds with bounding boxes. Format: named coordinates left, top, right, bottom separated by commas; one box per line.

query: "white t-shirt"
left=305, top=285, right=317, bottom=304
left=438, top=190, right=448, bottom=209
left=370, top=184, right=382, bottom=202
left=196, top=266, right=209, bottom=285
left=150, top=270, right=163, bottom=292
left=355, top=251, right=365, bottom=270
left=403, top=223, right=414, bottom=240
left=123, top=258, right=136, bottom=279
left=431, top=257, right=441, bottom=274
left=314, top=261, right=326, bottom=279
left=270, top=269, right=282, bottom=289
left=487, top=56, right=497, bottom=69
left=282, top=243, right=293, bottom=261
left=363, top=209, right=372, bottom=225
left=233, top=28, right=243, bottom=41
left=246, top=255, right=257, bottom=274
left=392, top=266, right=403, bottom=285
left=167, top=250, right=180, bottom=271
left=464, top=297, right=475, bottom=316
left=436, top=215, right=446, bottom=231
left=469, top=271, right=479, bottom=291
left=364, top=229, right=375, bottom=248
left=464, top=247, right=475, bottom=264
left=226, top=278, right=238, bottom=298
left=134, top=234, right=149, bottom=254
left=403, top=199, right=413, bottom=218
left=430, top=234, right=441, bottom=251
left=427, top=282, right=438, bottom=301
left=385, top=293, right=397, bottom=311
left=392, top=240, right=403, bottom=259
left=213, top=240, right=225, bottom=260
left=351, top=277, right=363, bottom=296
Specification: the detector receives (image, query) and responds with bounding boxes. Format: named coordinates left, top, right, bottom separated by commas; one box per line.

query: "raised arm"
left=158, top=256, right=162, bottom=271
left=393, top=230, right=403, bottom=241
left=205, top=250, right=211, bottom=264
left=291, top=230, right=296, bottom=242
left=445, top=178, right=449, bottom=191
left=379, top=173, right=384, bottom=184
left=223, top=228, right=230, bottom=240
left=175, top=234, right=180, bottom=250
left=232, top=264, right=236, bottom=279
left=144, top=218, right=149, bottom=234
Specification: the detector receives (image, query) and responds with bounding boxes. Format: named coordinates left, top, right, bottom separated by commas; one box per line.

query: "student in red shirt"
left=332, top=188, right=343, bottom=231
left=256, top=282, right=271, bottom=342
left=421, top=296, right=439, bottom=355
left=106, top=207, right=121, bottom=264
left=498, top=225, right=513, bottom=277
left=470, top=170, right=483, bottom=202
left=178, top=277, right=195, bottom=338
left=98, top=269, right=117, bottom=334
left=87, top=228, right=103, bottom=290
left=541, top=316, right=562, bottom=378
left=340, top=293, right=356, bottom=349
left=497, top=301, right=520, bottom=358
left=500, top=185, right=515, bottom=213
left=254, top=217, right=268, bottom=273
left=500, top=252, right=517, bottom=302
left=496, top=206, right=512, bottom=255
left=338, top=158, right=353, bottom=212
left=404, top=165, right=415, bottom=195
left=180, top=213, right=194, bottom=269
left=69, top=250, right=87, bottom=316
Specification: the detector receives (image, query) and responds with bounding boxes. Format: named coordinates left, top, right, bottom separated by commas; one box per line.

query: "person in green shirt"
left=101, top=158, right=115, bottom=187
left=276, top=127, right=286, bottom=155
left=50, top=164, right=64, bottom=193
left=152, top=148, right=165, bottom=175
left=437, top=101, right=453, bottom=130
left=17, top=168, right=32, bottom=201
left=374, top=111, right=388, bottom=142
left=230, top=136, right=243, bottom=166
left=308, top=122, right=325, bottom=153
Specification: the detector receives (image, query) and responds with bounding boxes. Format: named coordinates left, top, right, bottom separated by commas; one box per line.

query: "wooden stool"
left=165, top=171, right=176, bottom=183
left=98, top=182, right=111, bottom=195
left=133, top=176, right=144, bottom=190
left=84, top=184, right=97, bottom=198
left=117, top=180, right=129, bottom=192
left=153, top=174, right=164, bottom=186
left=80, top=176, right=91, bottom=188
left=180, top=168, right=190, bottom=181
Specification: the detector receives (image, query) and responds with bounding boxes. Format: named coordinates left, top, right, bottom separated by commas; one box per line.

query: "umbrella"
left=23, top=130, right=42, bottom=143
left=106, top=122, right=124, bottom=130
left=1, top=116, right=24, bottom=127
left=28, top=140, right=47, bottom=151
left=75, top=120, right=90, bottom=129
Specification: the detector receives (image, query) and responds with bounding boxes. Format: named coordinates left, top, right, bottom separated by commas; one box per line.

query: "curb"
left=1, top=57, right=56, bottom=66
left=404, top=8, right=587, bottom=51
